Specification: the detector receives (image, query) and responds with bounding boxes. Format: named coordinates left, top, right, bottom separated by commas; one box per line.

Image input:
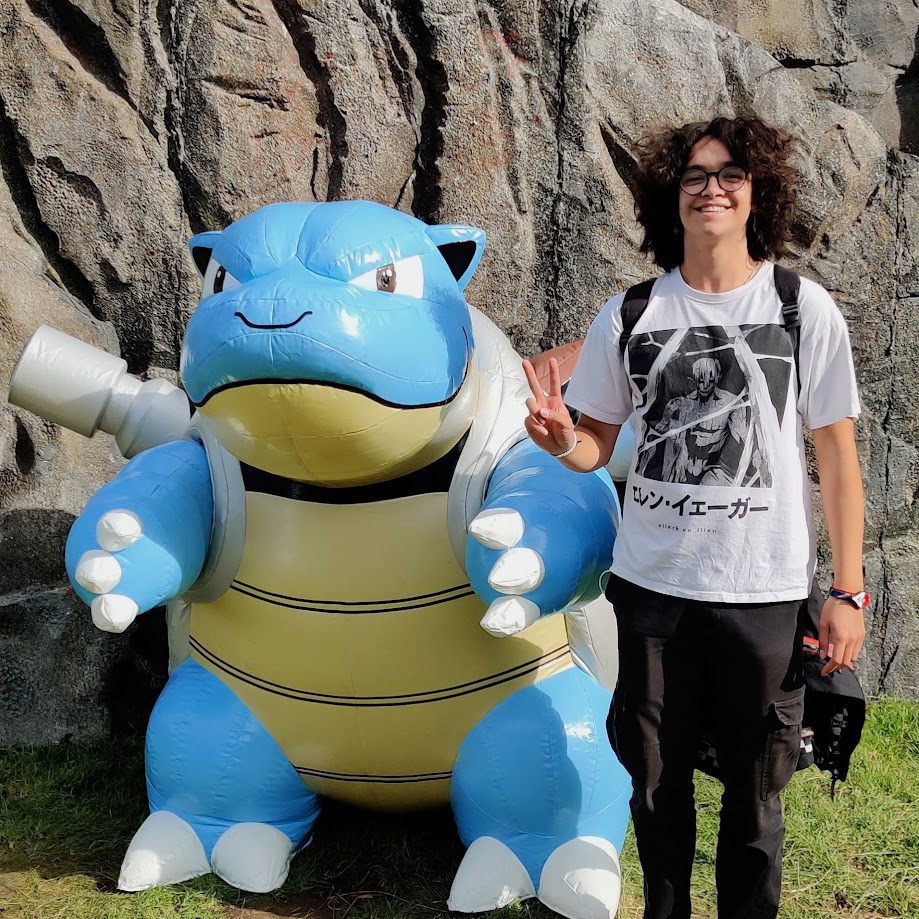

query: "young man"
left=521, top=115, right=866, bottom=919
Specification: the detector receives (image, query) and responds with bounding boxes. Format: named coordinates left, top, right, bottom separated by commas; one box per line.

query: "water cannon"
left=8, top=325, right=191, bottom=458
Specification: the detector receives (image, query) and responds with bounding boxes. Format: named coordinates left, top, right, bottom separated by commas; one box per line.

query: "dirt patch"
left=0, top=871, right=30, bottom=898
left=225, top=890, right=336, bottom=919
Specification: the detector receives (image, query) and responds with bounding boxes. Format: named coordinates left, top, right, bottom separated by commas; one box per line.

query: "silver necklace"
left=744, top=260, right=762, bottom=284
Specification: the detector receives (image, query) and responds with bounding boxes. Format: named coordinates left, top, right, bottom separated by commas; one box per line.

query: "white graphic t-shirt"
left=565, top=263, right=861, bottom=603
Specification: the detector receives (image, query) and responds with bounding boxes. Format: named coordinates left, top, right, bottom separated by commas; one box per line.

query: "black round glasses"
left=679, top=165, right=748, bottom=195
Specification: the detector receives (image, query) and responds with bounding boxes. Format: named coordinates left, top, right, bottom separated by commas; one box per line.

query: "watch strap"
left=829, top=586, right=870, bottom=609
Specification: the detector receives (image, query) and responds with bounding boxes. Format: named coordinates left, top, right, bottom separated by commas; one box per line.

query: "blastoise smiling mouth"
left=235, top=311, right=314, bottom=330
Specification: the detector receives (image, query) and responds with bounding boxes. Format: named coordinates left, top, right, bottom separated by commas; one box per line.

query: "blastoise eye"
left=350, top=255, right=424, bottom=298
left=200, top=258, right=242, bottom=300
left=376, top=264, right=396, bottom=291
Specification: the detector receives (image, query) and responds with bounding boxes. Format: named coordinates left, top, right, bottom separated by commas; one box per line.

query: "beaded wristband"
left=551, top=438, right=579, bottom=459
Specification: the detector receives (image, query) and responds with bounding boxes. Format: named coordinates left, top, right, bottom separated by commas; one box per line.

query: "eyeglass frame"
left=678, top=165, right=749, bottom=195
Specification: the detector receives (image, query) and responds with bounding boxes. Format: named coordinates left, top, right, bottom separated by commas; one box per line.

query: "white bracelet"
left=551, top=439, right=579, bottom=459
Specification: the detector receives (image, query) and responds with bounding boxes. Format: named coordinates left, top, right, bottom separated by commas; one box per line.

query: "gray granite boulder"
left=1, top=0, right=917, bottom=742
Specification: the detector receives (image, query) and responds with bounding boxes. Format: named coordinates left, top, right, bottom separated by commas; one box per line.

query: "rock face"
left=1, top=0, right=917, bottom=742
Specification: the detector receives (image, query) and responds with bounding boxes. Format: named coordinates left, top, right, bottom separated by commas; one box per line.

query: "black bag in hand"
left=798, top=579, right=866, bottom=788
left=697, top=579, right=866, bottom=792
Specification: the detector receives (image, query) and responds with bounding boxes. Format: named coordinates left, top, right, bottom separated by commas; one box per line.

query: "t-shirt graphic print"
left=630, top=323, right=792, bottom=490
left=565, top=264, right=860, bottom=603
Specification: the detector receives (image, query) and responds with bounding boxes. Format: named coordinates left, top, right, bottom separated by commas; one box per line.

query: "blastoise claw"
left=118, top=811, right=209, bottom=891
left=538, top=836, right=621, bottom=919
left=487, top=547, right=544, bottom=594
left=469, top=508, right=525, bottom=550
left=447, top=836, right=535, bottom=911
left=480, top=596, right=540, bottom=637
left=75, top=549, right=122, bottom=594
left=91, top=594, right=138, bottom=633
left=96, top=510, right=142, bottom=552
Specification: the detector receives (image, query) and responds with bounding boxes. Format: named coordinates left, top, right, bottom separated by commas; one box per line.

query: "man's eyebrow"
left=684, top=160, right=740, bottom=170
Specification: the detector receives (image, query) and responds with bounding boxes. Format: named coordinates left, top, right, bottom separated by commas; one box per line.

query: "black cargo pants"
left=605, top=574, right=804, bottom=919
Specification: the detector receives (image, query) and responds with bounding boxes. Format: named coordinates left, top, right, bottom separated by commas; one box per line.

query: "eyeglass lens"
left=680, top=166, right=747, bottom=194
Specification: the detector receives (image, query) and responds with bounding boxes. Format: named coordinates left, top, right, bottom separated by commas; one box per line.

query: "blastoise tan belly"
left=189, top=490, right=572, bottom=810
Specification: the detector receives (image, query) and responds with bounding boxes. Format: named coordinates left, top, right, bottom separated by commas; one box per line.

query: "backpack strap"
left=774, top=264, right=802, bottom=391
left=619, top=269, right=803, bottom=384
left=618, top=278, right=657, bottom=356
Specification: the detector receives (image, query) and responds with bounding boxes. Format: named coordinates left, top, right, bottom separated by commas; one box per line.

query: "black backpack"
left=617, top=266, right=866, bottom=791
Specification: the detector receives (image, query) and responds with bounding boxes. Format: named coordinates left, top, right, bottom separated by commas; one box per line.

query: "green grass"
left=1, top=698, right=917, bottom=918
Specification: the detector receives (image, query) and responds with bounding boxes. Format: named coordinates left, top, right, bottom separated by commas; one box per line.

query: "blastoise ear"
left=188, top=231, right=223, bottom=278
left=426, top=225, right=486, bottom=291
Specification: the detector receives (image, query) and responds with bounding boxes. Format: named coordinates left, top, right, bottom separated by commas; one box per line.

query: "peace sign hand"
left=522, top=358, right=576, bottom=456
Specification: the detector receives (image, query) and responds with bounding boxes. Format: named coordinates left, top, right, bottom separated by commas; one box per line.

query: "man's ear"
left=188, top=231, right=223, bottom=278
left=426, top=225, right=486, bottom=291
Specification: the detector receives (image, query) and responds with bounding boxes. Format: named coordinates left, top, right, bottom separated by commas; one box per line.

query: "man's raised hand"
left=522, top=358, right=576, bottom=456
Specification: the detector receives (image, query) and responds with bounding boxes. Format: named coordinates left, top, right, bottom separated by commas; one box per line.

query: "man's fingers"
left=525, top=399, right=551, bottom=437
left=843, top=637, right=863, bottom=672
left=818, top=598, right=867, bottom=675
left=821, top=641, right=846, bottom=675
left=548, top=357, right=563, bottom=400
left=853, top=636, right=865, bottom=663
left=821, top=638, right=858, bottom=676
left=523, top=415, right=549, bottom=438
left=844, top=636, right=862, bottom=669
left=522, top=360, right=547, bottom=408
left=833, top=640, right=848, bottom=667
left=538, top=406, right=567, bottom=425
left=523, top=365, right=574, bottom=451
left=818, top=619, right=831, bottom=658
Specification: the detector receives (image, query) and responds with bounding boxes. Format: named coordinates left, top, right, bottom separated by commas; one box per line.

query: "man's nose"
left=701, top=175, right=720, bottom=195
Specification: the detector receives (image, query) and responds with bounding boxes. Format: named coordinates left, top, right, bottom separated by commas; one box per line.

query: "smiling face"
left=678, top=137, right=753, bottom=248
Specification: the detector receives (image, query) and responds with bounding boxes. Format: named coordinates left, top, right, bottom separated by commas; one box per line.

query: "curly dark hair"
left=633, top=115, right=798, bottom=270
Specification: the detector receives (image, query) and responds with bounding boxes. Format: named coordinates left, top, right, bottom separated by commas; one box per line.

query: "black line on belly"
left=229, top=582, right=475, bottom=613
left=295, top=767, right=452, bottom=784
left=239, top=432, right=468, bottom=502
left=233, top=579, right=470, bottom=606
left=189, top=636, right=570, bottom=705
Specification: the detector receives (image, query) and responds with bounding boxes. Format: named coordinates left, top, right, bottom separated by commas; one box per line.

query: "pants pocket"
left=608, top=692, right=661, bottom=785
left=607, top=693, right=630, bottom=767
left=760, top=689, right=805, bottom=801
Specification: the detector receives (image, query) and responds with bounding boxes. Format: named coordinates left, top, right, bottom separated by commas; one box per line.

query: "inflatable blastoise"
left=9, top=201, right=630, bottom=918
